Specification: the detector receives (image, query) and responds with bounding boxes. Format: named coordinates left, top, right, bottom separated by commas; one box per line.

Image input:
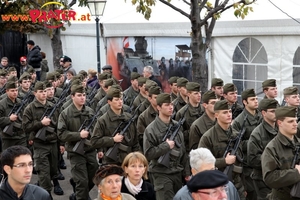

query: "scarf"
left=100, top=193, right=122, bottom=200
left=124, top=177, right=143, bottom=196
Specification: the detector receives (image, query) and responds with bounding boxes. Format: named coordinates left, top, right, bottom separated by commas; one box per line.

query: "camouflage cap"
left=211, top=78, right=224, bottom=87
left=177, top=77, right=188, bottom=87
left=34, top=81, right=46, bottom=92
left=98, top=72, right=111, bottom=81
left=0, top=69, right=7, bottom=77
left=283, top=87, right=298, bottom=95
left=107, top=87, right=122, bottom=99
left=8, top=67, right=16, bottom=72
left=262, top=79, right=276, bottom=88
left=258, top=99, right=278, bottom=111
left=46, top=72, right=57, bottom=81
left=168, top=76, right=179, bottom=84
left=44, top=81, right=52, bottom=88
left=148, top=86, right=161, bottom=95
left=130, top=72, right=140, bottom=80
left=156, top=93, right=172, bottom=105
left=104, top=78, right=115, bottom=88
left=214, top=100, right=230, bottom=111
left=275, top=106, right=297, bottom=119
left=202, top=91, right=217, bottom=104
left=241, top=89, right=256, bottom=100
left=19, top=72, right=31, bottom=82
left=145, top=80, right=158, bottom=90
left=186, top=82, right=201, bottom=92
left=7, top=75, right=18, bottom=82
left=137, top=77, right=147, bottom=86
left=71, top=84, right=86, bottom=95
left=5, top=81, right=18, bottom=90
left=223, top=83, right=237, bottom=94
left=27, top=66, right=35, bottom=74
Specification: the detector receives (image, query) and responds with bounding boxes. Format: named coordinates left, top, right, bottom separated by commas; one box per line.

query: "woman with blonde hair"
left=121, top=152, right=156, bottom=200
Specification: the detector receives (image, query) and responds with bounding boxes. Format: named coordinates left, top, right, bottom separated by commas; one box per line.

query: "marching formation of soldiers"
left=1, top=59, right=300, bottom=200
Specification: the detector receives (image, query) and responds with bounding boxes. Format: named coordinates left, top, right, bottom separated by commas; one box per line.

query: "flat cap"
left=283, top=87, right=298, bottom=96
left=107, top=88, right=122, bottom=99
left=211, top=78, right=224, bottom=87
left=6, top=81, right=18, bottom=90
left=241, top=89, right=256, bottom=100
left=177, top=77, right=188, bottom=87
left=62, top=56, right=72, bottom=63
left=93, top=165, right=124, bottom=186
left=71, top=85, right=85, bottom=95
left=156, top=93, right=172, bottom=105
left=187, top=170, right=228, bottom=192
left=130, top=72, right=140, bottom=80
left=258, top=99, right=278, bottom=111
left=214, top=100, right=230, bottom=111
left=262, top=79, right=276, bottom=88
left=26, top=40, right=35, bottom=45
left=275, top=106, right=297, bottom=119
left=186, top=82, right=201, bottom=92
left=168, top=76, right=179, bottom=84
left=102, top=64, right=112, bottom=70
left=34, top=81, right=46, bottom=92
left=98, top=72, right=111, bottom=81
left=202, top=91, right=217, bottom=104
left=148, top=86, right=161, bottom=95
left=145, top=80, right=158, bottom=90
left=223, top=83, right=237, bottom=94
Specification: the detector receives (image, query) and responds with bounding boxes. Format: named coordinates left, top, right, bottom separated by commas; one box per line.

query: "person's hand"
left=60, top=146, right=65, bottom=154
left=166, top=139, right=175, bottom=149
left=113, top=133, right=124, bottom=143
left=9, top=114, right=18, bottom=121
left=225, top=152, right=236, bottom=165
left=80, top=130, right=89, bottom=138
left=98, top=152, right=104, bottom=159
left=185, top=176, right=191, bottom=182
left=41, top=117, right=51, bottom=126
left=295, top=164, right=300, bottom=174
left=28, top=140, right=33, bottom=145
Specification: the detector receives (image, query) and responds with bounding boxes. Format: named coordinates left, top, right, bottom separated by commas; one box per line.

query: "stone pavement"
left=30, top=154, right=98, bottom=200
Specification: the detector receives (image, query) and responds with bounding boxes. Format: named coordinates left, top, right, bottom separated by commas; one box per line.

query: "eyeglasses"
left=197, top=185, right=228, bottom=198
left=13, top=162, right=34, bottom=168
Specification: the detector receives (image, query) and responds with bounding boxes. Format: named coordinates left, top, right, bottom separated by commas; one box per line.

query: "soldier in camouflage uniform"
left=172, top=77, right=188, bottom=117
left=189, top=90, right=218, bottom=150
left=262, top=106, right=300, bottom=200
left=123, top=72, right=140, bottom=106
left=175, top=82, right=204, bottom=152
left=247, top=99, right=278, bottom=200
left=223, top=83, right=243, bottom=120
left=211, top=78, right=224, bottom=100
left=168, top=76, right=179, bottom=101
left=232, top=89, right=262, bottom=200
left=58, top=84, right=98, bottom=200
left=143, top=93, right=190, bottom=200
left=199, top=100, right=246, bottom=200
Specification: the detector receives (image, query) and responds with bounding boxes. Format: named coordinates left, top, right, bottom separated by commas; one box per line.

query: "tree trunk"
left=190, top=0, right=208, bottom=92
left=51, top=28, right=63, bottom=70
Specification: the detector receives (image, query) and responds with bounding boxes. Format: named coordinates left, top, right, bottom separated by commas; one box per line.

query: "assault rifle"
left=73, top=107, right=102, bottom=155
left=105, top=104, right=141, bottom=161
left=223, top=114, right=248, bottom=181
left=290, top=145, right=300, bottom=197
left=86, top=84, right=98, bottom=107
left=158, top=105, right=188, bottom=167
left=3, top=91, right=33, bottom=135
left=171, top=100, right=179, bottom=119
left=0, top=83, right=6, bottom=95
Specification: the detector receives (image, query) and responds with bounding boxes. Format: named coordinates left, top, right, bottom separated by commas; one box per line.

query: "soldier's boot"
left=57, top=168, right=65, bottom=180
left=69, top=193, right=76, bottom=200
left=53, top=179, right=64, bottom=195
left=59, top=154, right=67, bottom=169
left=70, top=178, right=76, bottom=193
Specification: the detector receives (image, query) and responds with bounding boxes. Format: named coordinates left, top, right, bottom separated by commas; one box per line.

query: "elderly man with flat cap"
left=262, top=106, right=300, bottom=200
left=247, top=99, right=279, bottom=199
left=199, top=100, right=246, bottom=199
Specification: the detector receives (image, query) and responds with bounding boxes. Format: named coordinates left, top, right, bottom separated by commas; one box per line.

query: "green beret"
left=214, top=100, right=230, bottom=111
left=130, top=72, right=140, bottom=80
left=187, top=170, right=228, bottom=192
left=148, top=86, right=161, bottom=95
left=70, top=79, right=82, bottom=87
left=275, top=106, right=297, bottom=119
left=283, top=87, right=298, bottom=95
left=98, top=72, right=111, bottom=81
left=5, top=81, right=17, bottom=90
left=186, top=82, right=201, bottom=92
left=145, top=80, right=158, bottom=90
left=104, top=78, right=115, bottom=88
left=19, top=72, right=31, bottom=81
left=156, top=93, right=172, bottom=105
left=223, top=83, right=237, bottom=94
left=241, top=89, right=256, bottom=100
left=177, top=77, right=188, bottom=87
left=56, top=68, right=64, bottom=75
left=44, top=81, right=52, bottom=88
left=168, top=76, right=179, bottom=84
left=8, top=67, right=16, bottom=72
left=211, top=78, right=224, bottom=87
left=34, top=81, right=46, bottom=92
left=262, top=79, right=276, bottom=88
left=137, top=77, right=147, bottom=86
left=202, top=91, right=217, bottom=104
left=71, top=85, right=86, bottom=95
left=107, top=88, right=122, bottom=99
left=7, top=75, right=18, bottom=82
left=0, top=69, right=7, bottom=77
left=258, top=99, right=278, bottom=111
left=27, top=66, right=35, bottom=74
left=46, top=72, right=57, bottom=81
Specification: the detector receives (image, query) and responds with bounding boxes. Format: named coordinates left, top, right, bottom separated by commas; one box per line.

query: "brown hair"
left=121, top=152, right=148, bottom=179
left=41, top=52, right=46, bottom=59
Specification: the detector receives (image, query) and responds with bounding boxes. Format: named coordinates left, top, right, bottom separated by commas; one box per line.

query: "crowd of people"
left=0, top=39, right=300, bottom=200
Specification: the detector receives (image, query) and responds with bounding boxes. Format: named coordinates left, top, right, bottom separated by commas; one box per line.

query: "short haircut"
left=122, top=152, right=149, bottom=179
left=1, top=145, right=32, bottom=168
left=189, top=148, right=216, bottom=171
left=144, top=66, right=153, bottom=74
left=1, top=57, right=8, bottom=61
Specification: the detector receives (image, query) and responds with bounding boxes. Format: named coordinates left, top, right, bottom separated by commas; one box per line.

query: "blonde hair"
left=121, top=152, right=148, bottom=179
left=88, top=69, right=97, bottom=76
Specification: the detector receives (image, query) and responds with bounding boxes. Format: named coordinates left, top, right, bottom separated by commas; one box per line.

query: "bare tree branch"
left=159, top=0, right=190, bottom=19
left=182, top=0, right=190, bottom=6
left=68, top=0, right=77, bottom=8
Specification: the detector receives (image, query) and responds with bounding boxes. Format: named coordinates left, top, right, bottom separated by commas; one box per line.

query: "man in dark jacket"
left=26, top=40, right=42, bottom=81
left=0, top=145, right=51, bottom=200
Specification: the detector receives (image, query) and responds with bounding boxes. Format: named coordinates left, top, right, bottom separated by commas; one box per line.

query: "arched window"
left=232, top=37, right=268, bottom=103
left=293, top=47, right=300, bottom=91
